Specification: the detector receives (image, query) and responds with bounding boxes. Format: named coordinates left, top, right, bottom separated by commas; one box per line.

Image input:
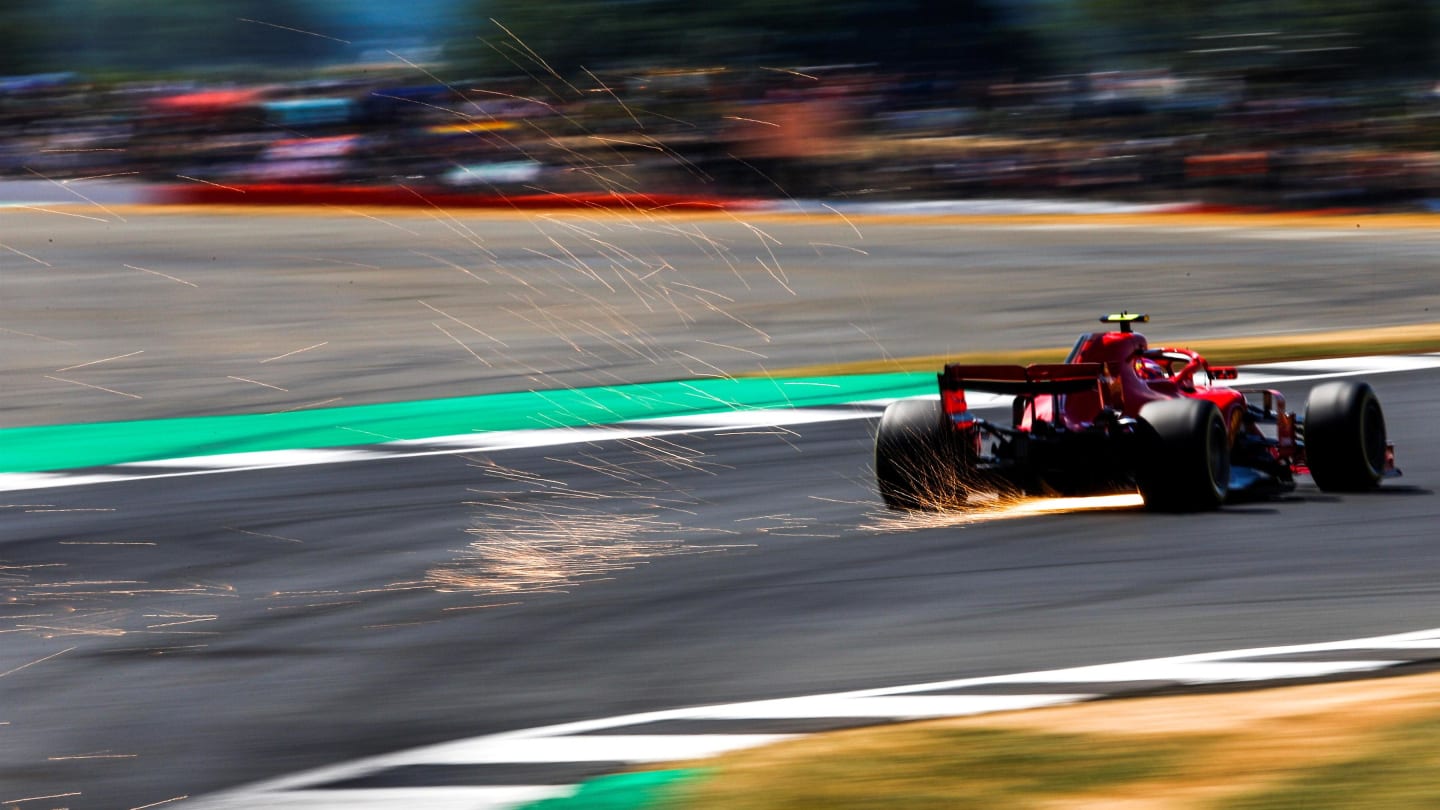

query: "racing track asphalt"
left=4, top=207, right=1440, bottom=429
left=2, top=365, right=1436, bottom=809
left=3, top=209, right=1439, bottom=807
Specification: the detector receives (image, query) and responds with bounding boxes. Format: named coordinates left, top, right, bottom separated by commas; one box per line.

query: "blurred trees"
left=0, top=0, right=1432, bottom=83
left=449, top=0, right=1436, bottom=83
left=0, top=3, right=53, bottom=74
left=26, top=0, right=346, bottom=74
left=452, top=0, right=1048, bottom=78
left=1079, top=0, right=1438, bottom=80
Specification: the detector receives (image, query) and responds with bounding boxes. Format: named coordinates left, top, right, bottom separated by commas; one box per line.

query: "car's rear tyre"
left=875, top=399, right=967, bottom=510
left=1135, top=398, right=1230, bottom=512
left=1304, top=381, right=1386, bottom=492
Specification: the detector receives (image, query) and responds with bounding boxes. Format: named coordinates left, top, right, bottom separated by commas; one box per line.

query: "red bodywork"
left=940, top=329, right=1299, bottom=466
left=874, top=314, right=1397, bottom=509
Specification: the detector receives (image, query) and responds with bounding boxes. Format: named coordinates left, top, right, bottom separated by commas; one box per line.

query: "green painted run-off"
left=518, top=769, right=708, bottom=810
left=0, top=373, right=934, bottom=473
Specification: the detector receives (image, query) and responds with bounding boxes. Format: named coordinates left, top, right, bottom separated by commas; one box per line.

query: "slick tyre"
left=875, top=399, right=966, bottom=510
left=1136, top=398, right=1230, bottom=512
left=1304, top=381, right=1386, bottom=492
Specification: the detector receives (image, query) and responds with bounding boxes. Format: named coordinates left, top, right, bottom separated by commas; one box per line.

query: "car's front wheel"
left=1304, top=380, right=1386, bottom=492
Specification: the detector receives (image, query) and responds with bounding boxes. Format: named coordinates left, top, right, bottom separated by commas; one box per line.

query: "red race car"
left=876, top=313, right=1398, bottom=511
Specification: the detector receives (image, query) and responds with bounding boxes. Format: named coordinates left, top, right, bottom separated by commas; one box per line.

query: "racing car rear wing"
left=940, top=363, right=1105, bottom=395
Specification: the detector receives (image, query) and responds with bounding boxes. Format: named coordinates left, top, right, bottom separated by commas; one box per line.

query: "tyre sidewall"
left=1136, top=398, right=1230, bottom=512
left=1304, top=381, right=1385, bottom=491
left=875, top=399, right=965, bottom=509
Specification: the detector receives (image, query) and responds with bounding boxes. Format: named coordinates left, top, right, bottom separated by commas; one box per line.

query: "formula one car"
left=876, top=313, right=1398, bottom=511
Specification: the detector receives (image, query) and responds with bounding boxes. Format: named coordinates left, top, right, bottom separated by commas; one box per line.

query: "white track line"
left=187, top=625, right=1440, bottom=809
left=2, top=354, right=1438, bottom=492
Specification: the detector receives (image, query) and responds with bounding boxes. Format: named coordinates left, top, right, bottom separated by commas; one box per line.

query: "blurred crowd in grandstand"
left=6, top=65, right=1440, bottom=208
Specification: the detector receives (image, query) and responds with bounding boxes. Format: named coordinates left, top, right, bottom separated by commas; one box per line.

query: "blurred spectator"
left=0, top=64, right=1435, bottom=208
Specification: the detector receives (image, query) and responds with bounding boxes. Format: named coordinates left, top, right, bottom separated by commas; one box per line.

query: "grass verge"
left=648, top=671, right=1440, bottom=810
left=656, top=726, right=1201, bottom=809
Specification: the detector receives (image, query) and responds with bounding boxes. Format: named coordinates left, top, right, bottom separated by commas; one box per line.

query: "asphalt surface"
left=3, top=210, right=1439, bottom=808
left=3, top=207, right=1440, bottom=427
left=1, top=367, right=1436, bottom=809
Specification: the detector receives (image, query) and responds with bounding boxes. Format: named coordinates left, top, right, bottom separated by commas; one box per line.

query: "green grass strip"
left=1222, top=712, right=1440, bottom=809
left=519, top=769, right=707, bottom=810
left=0, top=372, right=934, bottom=473
left=655, top=727, right=1196, bottom=810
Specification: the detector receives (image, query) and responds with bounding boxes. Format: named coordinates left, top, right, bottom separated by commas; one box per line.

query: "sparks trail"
left=419, top=299, right=509, bottom=345
left=11, top=205, right=109, bottom=222
left=336, top=425, right=400, bottom=441
left=225, top=526, right=303, bottom=544
left=175, top=174, right=246, bottom=193
left=128, top=795, right=189, bottom=810
left=621, top=434, right=733, bottom=475
left=326, top=205, right=423, bottom=235
left=0, top=647, right=75, bottom=678
left=759, top=66, right=821, bottom=81
left=582, top=66, right=643, bottom=130
left=674, top=350, right=737, bottom=379
left=143, top=614, right=218, bottom=630
left=547, top=453, right=673, bottom=488
left=670, top=281, right=736, bottom=303
left=0, top=326, right=77, bottom=345
left=471, top=461, right=570, bottom=488
left=122, top=263, right=198, bottom=288
left=820, top=203, right=865, bottom=239
left=735, top=510, right=835, bottom=538
left=442, top=434, right=751, bottom=597
left=64, top=170, right=141, bottom=182
left=44, top=375, right=142, bottom=399
left=0, top=241, right=52, bottom=266
left=723, top=115, right=781, bottom=127
left=260, top=342, right=328, bottom=363
left=277, top=397, right=343, bottom=412
left=488, top=20, right=583, bottom=95
left=55, top=350, right=144, bottom=372
left=403, top=187, right=496, bottom=253
left=374, top=48, right=615, bottom=176
left=434, top=322, right=494, bottom=366
left=864, top=491, right=1146, bottom=533
left=412, top=250, right=491, bottom=283
left=227, top=376, right=288, bottom=391
left=236, top=16, right=350, bottom=43
left=541, top=236, right=617, bottom=292
left=25, top=166, right=125, bottom=221
left=2, top=793, right=82, bottom=805
left=811, top=241, right=869, bottom=255
left=411, top=183, right=800, bottom=387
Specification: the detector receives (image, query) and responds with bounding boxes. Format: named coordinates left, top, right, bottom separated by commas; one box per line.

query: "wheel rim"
left=1206, top=413, right=1230, bottom=498
left=1361, top=396, right=1385, bottom=475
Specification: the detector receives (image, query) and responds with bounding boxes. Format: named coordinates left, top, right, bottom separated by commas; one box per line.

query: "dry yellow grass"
left=958, top=673, right=1440, bottom=809
left=661, top=671, right=1440, bottom=810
